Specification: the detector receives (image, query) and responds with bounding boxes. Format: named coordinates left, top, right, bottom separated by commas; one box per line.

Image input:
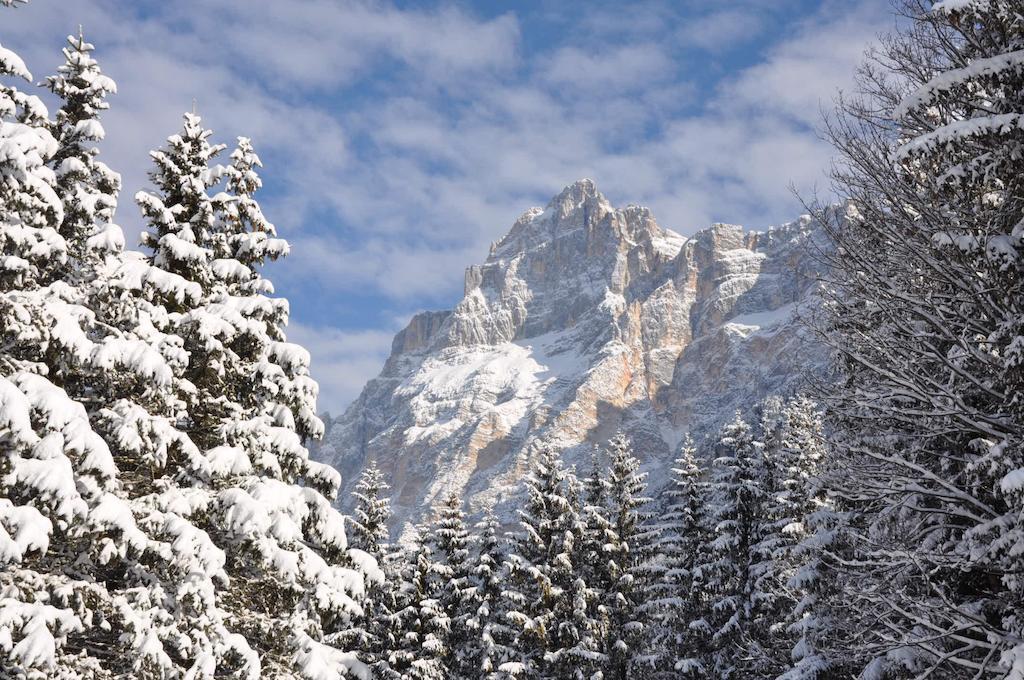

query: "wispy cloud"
left=2, top=0, right=888, bottom=411
left=285, top=323, right=397, bottom=419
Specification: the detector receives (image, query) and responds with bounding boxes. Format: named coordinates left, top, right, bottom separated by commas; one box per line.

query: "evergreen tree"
left=503, top=447, right=602, bottom=679
left=642, top=434, right=709, bottom=678
left=393, top=530, right=449, bottom=680
left=136, top=113, right=221, bottom=298
left=600, top=434, right=653, bottom=680
left=0, top=20, right=125, bottom=678
left=579, top=448, right=613, bottom=647
left=131, top=114, right=375, bottom=676
left=465, top=510, right=517, bottom=678
left=217, top=136, right=288, bottom=279
left=334, top=462, right=404, bottom=674
left=45, top=30, right=120, bottom=278
left=0, top=17, right=63, bottom=293
left=778, top=493, right=860, bottom=680
left=551, top=473, right=605, bottom=679
left=703, top=413, right=765, bottom=679
left=748, top=397, right=827, bottom=676
left=0, top=51, right=375, bottom=671
left=347, top=460, right=391, bottom=561
left=424, top=493, right=473, bottom=677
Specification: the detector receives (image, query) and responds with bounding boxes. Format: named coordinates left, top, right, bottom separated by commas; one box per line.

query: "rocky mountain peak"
left=491, top=179, right=625, bottom=260
left=314, top=182, right=826, bottom=537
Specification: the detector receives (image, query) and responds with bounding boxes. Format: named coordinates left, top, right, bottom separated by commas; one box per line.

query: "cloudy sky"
left=4, top=0, right=892, bottom=414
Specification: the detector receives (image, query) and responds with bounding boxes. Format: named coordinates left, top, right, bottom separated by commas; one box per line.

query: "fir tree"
left=347, top=460, right=391, bottom=561
left=579, top=448, right=614, bottom=649
left=504, top=446, right=602, bottom=679
left=0, top=17, right=63, bottom=293
left=466, top=510, right=516, bottom=678
left=748, top=397, right=827, bottom=676
left=429, top=493, right=475, bottom=678
left=0, top=19, right=117, bottom=677
left=600, top=434, right=653, bottom=680
left=334, top=462, right=404, bottom=674
left=217, top=136, right=288, bottom=280
left=643, top=434, right=709, bottom=678
left=703, top=413, right=765, bottom=679
left=393, top=530, right=449, bottom=680
left=45, top=30, right=120, bottom=278
left=0, top=73, right=376, bottom=674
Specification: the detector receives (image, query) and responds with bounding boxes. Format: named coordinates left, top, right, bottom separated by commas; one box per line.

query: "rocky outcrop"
left=314, top=180, right=827, bottom=536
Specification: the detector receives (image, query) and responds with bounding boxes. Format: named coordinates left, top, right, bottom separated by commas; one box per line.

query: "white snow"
left=896, top=49, right=1024, bottom=118
left=895, top=113, right=1024, bottom=160
left=724, top=302, right=797, bottom=333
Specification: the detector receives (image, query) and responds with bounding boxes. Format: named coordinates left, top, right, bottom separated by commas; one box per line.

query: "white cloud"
left=541, top=44, right=676, bottom=92
left=717, top=5, right=885, bottom=125
left=1, top=0, right=890, bottom=413
left=285, top=323, right=397, bottom=414
left=677, top=9, right=766, bottom=52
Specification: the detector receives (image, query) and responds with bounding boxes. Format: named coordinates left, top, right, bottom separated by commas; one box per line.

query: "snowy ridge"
left=314, top=181, right=827, bottom=536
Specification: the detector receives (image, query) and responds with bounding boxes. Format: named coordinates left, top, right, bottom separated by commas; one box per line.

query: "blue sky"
left=4, top=0, right=891, bottom=413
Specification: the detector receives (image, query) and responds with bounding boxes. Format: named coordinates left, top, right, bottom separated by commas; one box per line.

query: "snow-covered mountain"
left=315, top=180, right=827, bottom=534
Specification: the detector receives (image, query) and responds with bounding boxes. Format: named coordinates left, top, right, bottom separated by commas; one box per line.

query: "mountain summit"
left=315, top=181, right=825, bottom=535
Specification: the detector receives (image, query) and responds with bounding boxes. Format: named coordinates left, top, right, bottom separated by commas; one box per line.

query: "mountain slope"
left=315, top=180, right=826, bottom=534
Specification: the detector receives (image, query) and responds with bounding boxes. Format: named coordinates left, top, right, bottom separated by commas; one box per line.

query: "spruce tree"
left=747, top=397, right=827, bottom=676
left=45, top=30, right=120, bottom=278
left=0, top=19, right=113, bottom=677
left=579, top=448, right=613, bottom=650
left=600, top=434, right=653, bottom=680
left=347, top=460, right=391, bottom=561
left=703, top=413, right=765, bottom=679
left=131, top=114, right=375, bottom=676
left=334, top=462, right=404, bottom=674
left=393, top=530, right=449, bottom=680
left=550, top=473, right=604, bottom=679
left=643, top=434, right=709, bottom=678
left=428, top=493, right=475, bottom=678
left=503, top=446, right=602, bottom=679
left=466, top=510, right=516, bottom=678
left=0, top=19, right=63, bottom=293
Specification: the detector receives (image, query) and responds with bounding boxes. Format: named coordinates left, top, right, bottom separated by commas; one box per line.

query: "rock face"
left=315, top=180, right=826, bottom=536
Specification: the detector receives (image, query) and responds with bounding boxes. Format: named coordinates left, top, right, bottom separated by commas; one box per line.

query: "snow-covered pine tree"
left=599, top=433, right=653, bottom=680
left=216, top=136, right=288, bottom=277
left=747, top=397, right=827, bottom=676
left=641, top=434, right=709, bottom=678
left=703, top=413, right=765, bottom=679
left=742, top=397, right=789, bottom=677
left=45, top=30, right=120, bottom=280
left=465, top=510, right=517, bottom=678
left=0, top=17, right=116, bottom=678
left=136, top=112, right=222, bottom=299
left=134, top=112, right=238, bottom=452
left=97, top=111, right=374, bottom=675
left=503, top=446, right=602, bottom=679
left=333, top=462, right=405, bottom=674
left=778, top=488, right=860, bottom=680
left=579, top=449, right=613, bottom=645
left=427, top=493, right=473, bottom=677
left=814, top=0, right=1024, bottom=675
left=0, top=18, right=63, bottom=294
left=0, top=24, right=211, bottom=679
left=552, top=472, right=605, bottom=679
left=393, top=529, right=449, bottom=680
left=347, top=460, right=391, bottom=562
